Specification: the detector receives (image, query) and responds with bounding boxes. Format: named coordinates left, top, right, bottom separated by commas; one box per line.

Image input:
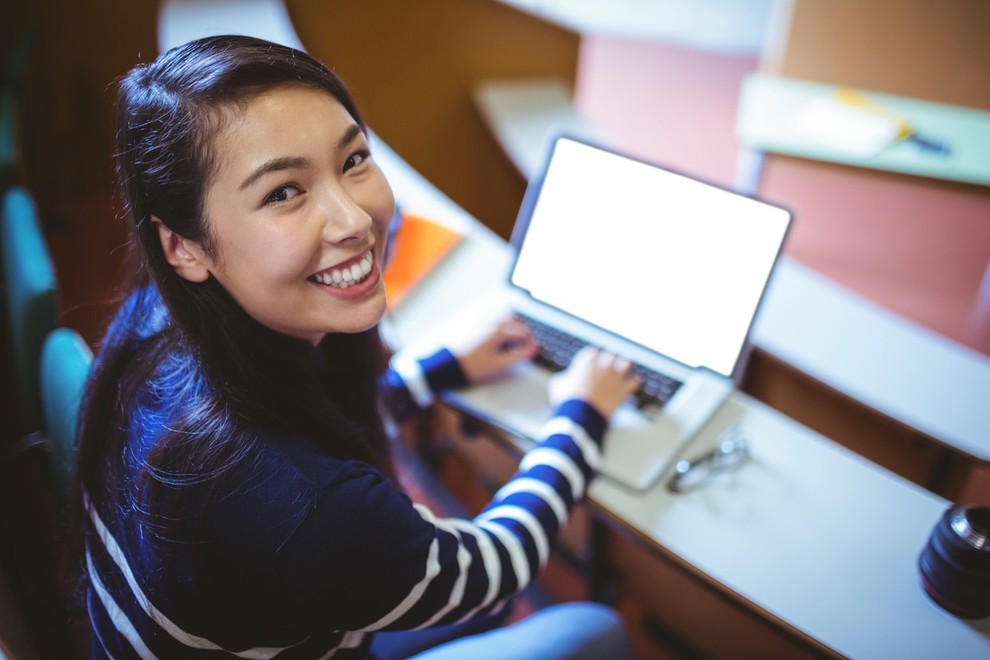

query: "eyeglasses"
left=667, top=426, right=750, bottom=493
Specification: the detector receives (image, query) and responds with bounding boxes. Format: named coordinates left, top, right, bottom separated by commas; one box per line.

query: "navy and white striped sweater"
left=85, top=345, right=606, bottom=659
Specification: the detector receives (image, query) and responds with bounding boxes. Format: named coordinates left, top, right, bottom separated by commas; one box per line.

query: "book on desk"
left=383, top=211, right=463, bottom=309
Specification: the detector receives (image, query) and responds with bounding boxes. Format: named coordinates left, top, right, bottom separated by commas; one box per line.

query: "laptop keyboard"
left=517, top=313, right=683, bottom=409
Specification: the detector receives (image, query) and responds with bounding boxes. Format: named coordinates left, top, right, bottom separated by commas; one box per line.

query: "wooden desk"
left=374, top=135, right=990, bottom=658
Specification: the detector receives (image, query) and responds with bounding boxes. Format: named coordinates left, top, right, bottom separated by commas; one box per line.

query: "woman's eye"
left=344, top=149, right=371, bottom=173
left=265, top=185, right=301, bottom=205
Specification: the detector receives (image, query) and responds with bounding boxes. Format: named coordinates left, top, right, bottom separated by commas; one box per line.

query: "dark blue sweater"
left=84, top=295, right=607, bottom=659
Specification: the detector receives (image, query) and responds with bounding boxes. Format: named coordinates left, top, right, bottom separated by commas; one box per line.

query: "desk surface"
left=374, top=135, right=990, bottom=658
left=493, top=0, right=774, bottom=55
left=737, top=73, right=990, bottom=187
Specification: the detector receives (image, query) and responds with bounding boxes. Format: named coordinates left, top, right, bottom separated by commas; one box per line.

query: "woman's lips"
left=309, top=250, right=374, bottom=289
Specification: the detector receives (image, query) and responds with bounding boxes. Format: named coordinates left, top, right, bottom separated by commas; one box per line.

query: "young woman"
left=75, top=35, right=640, bottom=659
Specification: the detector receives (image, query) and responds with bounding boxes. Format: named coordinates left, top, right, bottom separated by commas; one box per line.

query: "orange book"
left=383, top=213, right=462, bottom=309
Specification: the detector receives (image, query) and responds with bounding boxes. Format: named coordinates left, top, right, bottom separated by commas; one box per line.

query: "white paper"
left=794, top=96, right=902, bottom=158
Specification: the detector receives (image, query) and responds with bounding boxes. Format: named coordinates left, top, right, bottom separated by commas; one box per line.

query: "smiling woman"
left=157, top=85, right=395, bottom=343
left=73, top=35, right=635, bottom=659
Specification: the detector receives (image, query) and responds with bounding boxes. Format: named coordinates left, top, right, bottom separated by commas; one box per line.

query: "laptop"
left=441, top=134, right=792, bottom=490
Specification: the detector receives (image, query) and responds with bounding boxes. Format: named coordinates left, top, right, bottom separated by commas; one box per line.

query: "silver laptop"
left=446, top=134, right=791, bottom=490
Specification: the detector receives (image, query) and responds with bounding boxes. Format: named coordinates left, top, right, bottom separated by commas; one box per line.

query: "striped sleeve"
left=380, top=349, right=468, bottom=422
left=318, top=399, right=608, bottom=633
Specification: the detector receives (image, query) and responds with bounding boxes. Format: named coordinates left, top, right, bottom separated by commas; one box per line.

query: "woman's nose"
left=320, top=189, right=372, bottom=244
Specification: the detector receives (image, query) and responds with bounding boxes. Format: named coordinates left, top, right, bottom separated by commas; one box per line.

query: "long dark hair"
left=74, top=36, right=393, bottom=555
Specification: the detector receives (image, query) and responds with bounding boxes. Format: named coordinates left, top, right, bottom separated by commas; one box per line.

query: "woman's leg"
left=369, top=602, right=514, bottom=660
left=408, top=602, right=629, bottom=660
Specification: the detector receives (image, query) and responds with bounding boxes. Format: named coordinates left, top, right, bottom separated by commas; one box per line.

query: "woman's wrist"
left=553, top=399, right=608, bottom=444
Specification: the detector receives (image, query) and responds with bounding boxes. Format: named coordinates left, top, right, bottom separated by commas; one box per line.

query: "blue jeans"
left=370, top=602, right=629, bottom=660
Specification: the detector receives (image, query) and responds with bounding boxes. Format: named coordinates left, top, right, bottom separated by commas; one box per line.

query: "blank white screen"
left=511, top=138, right=790, bottom=376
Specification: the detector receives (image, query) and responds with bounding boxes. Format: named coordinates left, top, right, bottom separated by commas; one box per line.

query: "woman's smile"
left=308, top=249, right=380, bottom=298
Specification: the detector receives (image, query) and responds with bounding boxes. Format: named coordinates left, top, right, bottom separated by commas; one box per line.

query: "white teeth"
left=312, top=251, right=375, bottom=289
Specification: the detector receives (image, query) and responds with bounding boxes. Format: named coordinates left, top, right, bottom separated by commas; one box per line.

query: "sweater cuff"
left=419, top=348, right=470, bottom=392
left=552, top=399, right=608, bottom=445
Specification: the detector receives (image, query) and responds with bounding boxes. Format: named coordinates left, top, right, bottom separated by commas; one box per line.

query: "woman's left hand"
left=454, top=316, right=540, bottom=384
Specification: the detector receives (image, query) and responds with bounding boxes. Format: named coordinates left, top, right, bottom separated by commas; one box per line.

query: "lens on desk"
left=918, top=504, right=990, bottom=619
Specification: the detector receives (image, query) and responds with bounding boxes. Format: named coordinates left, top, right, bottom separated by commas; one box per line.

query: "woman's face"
left=198, top=85, right=395, bottom=344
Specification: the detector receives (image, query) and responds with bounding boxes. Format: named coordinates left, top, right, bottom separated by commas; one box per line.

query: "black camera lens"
left=918, top=504, right=990, bottom=619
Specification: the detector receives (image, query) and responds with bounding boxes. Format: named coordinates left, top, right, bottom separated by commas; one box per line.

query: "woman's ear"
left=154, top=217, right=211, bottom=283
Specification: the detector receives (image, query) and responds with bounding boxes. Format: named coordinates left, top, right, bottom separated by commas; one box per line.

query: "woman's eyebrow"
left=239, top=156, right=311, bottom=191
left=338, top=124, right=363, bottom=151
left=238, top=125, right=364, bottom=191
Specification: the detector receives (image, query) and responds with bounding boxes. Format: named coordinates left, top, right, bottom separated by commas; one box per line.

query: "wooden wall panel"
left=2, top=1, right=158, bottom=220
left=606, top=531, right=826, bottom=658
left=741, top=349, right=973, bottom=499
left=764, top=0, right=990, bottom=109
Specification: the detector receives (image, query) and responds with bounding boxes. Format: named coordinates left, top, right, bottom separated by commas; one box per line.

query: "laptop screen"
left=509, top=136, right=791, bottom=377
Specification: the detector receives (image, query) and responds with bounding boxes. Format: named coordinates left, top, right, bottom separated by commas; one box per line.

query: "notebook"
left=384, top=212, right=462, bottom=310
left=445, top=134, right=792, bottom=490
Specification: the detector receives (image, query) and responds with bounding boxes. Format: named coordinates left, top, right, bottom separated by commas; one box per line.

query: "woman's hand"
left=454, top=316, right=540, bottom=384
left=548, top=346, right=641, bottom=419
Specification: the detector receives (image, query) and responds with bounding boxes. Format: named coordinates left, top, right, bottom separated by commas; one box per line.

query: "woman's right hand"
left=547, top=346, right=641, bottom=419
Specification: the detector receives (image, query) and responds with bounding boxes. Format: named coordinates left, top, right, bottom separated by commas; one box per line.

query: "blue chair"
left=1, top=186, right=58, bottom=438
left=40, top=327, right=93, bottom=508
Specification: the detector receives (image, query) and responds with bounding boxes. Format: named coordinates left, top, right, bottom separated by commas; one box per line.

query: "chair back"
left=40, top=327, right=93, bottom=508
left=1, top=186, right=58, bottom=435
